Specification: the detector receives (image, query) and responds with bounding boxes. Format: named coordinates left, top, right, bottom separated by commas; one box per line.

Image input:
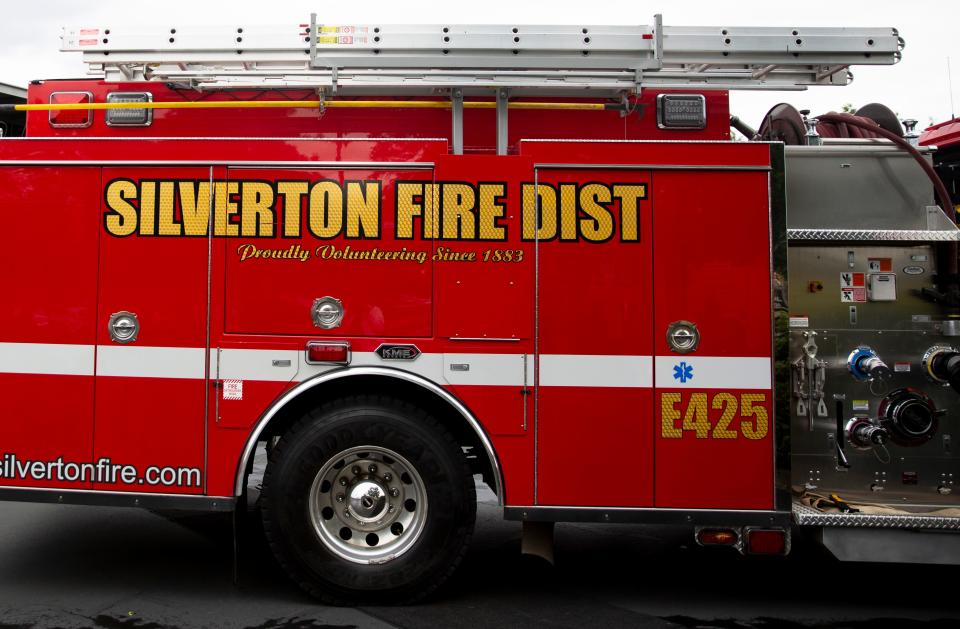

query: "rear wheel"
left=260, top=395, right=476, bottom=604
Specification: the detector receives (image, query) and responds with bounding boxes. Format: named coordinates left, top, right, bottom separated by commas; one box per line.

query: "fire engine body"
left=1, top=17, right=957, bottom=602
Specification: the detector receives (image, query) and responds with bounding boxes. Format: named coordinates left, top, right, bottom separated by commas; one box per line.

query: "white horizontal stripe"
left=0, top=342, right=94, bottom=377
left=96, top=345, right=205, bottom=379
left=0, top=343, right=772, bottom=391
left=539, top=354, right=653, bottom=388
left=654, top=356, right=771, bottom=389
left=216, top=348, right=300, bottom=382
left=442, top=353, right=527, bottom=387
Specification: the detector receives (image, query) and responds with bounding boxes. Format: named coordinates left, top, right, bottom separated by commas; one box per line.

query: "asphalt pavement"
left=0, top=481, right=957, bottom=629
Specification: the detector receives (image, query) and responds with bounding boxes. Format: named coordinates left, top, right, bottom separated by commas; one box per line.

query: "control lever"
left=835, top=399, right=850, bottom=469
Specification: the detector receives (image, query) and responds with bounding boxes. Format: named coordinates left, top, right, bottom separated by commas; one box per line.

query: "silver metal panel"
left=451, top=88, right=463, bottom=156
left=787, top=244, right=960, bottom=508
left=784, top=145, right=942, bottom=232
left=818, top=527, right=960, bottom=563
left=794, top=502, right=960, bottom=529
left=496, top=88, right=508, bottom=156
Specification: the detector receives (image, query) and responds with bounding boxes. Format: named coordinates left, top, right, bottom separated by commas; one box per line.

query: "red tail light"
left=305, top=341, right=351, bottom=365
left=49, top=91, right=93, bottom=128
left=745, top=528, right=788, bottom=555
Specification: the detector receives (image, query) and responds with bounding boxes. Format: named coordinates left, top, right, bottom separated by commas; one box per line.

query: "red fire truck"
left=2, top=17, right=958, bottom=604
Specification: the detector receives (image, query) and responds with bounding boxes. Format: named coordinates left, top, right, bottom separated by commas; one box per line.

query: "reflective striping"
left=96, top=345, right=205, bottom=379
left=0, top=342, right=94, bottom=377
left=539, top=354, right=653, bottom=388
left=0, top=343, right=772, bottom=390
left=215, top=348, right=300, bottom=382
left=654, top=356, right=771, bottom=389
left=442, top=353, right=529, bottom=387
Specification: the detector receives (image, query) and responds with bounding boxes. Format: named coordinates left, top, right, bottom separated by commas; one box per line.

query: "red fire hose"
left=816, top=112, right=959, bottom=288
left=816, top=112, right=954, bottom=222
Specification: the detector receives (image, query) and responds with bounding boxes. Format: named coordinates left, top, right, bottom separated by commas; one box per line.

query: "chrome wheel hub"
left=349, top=480, right=387, bottom=522
left=308, top=445, right=427, bottom=564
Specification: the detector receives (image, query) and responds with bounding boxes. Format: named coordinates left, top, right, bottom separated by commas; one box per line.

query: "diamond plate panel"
left=793, top=502, right=960, bottom=530
left=788, top=228, right=960, bottom=242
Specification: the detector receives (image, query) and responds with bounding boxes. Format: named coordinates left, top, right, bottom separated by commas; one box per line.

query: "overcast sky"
left=1, top=0, right=957, bottom=130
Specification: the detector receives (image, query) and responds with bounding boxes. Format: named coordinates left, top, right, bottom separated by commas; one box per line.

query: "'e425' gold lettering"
left=660, top=392, right=769, bottom=440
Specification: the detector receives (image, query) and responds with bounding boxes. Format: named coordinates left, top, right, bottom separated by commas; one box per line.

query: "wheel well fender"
left=233, top=367, right=503, bottom=502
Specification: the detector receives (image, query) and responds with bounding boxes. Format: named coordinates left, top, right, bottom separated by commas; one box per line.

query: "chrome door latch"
left=107, top=311, right=140, bottom=344
left=666, top=320, right=700, bottom=354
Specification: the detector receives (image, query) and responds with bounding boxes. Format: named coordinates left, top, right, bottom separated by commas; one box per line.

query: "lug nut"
left=344, top=509, right=351, bottom=519
left=368, top=464, right=378, bottom=474
left=336, top=493, right=345, bottom=502
left=339, top=478, right=348, bottom=486
left=389, top=488, right=400, bottom=497
left=388, top=505, right=395, bottom=513
left=383, top=473, right=392, bottom=482
left=351, top=466, right=361, bottom=475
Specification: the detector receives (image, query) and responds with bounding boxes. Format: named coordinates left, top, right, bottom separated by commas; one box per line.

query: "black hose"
left=730, top=115, right=757, bottom=140
left=931, top=351, right=960, bottom=394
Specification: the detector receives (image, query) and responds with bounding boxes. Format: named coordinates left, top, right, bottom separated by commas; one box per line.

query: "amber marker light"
left=696, top=529, right=739, bottom=546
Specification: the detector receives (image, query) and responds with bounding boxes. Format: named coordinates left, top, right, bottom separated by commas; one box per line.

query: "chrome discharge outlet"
left=847, top=346, right=892, bottom=382
left=845, top=417, right=889, bottom=450
left=923, top=345, right=960, bottom=394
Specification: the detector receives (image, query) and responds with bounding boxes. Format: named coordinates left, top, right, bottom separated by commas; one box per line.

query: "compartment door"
left=94, top=167, right=211, bottom=494
left=223, top=167, right=435, bottom=338
left=0, top=166, right=100, bottom=489
left=653, top=169, right=775, bottom=510
left=534, top=168, right=654, bottom=507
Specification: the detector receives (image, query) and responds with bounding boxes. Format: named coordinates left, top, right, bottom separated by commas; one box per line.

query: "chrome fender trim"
left=233, top=366, right=504, bottom=503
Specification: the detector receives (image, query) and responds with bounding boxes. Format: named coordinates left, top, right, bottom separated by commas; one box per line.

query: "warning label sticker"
left=868, top=258, right=893, bottom=272
left=840, top=272, right=865, bottom=288
left=841, top=287, right=867, bottom=303
left=789, top=316, right=809, bottom=328
left=222, top=379, right=243, bottom=401
left=840, top=272, right=866, bottom=302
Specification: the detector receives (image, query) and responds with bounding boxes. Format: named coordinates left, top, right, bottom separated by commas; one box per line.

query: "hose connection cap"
left=847, top=346, right=892, bottom=382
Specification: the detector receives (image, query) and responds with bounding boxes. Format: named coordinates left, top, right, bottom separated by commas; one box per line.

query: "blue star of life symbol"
left=673, top=361, right=694, bottom=384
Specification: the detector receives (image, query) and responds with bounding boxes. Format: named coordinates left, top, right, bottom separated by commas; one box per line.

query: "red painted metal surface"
left=25, top=80, right=730, bottom=149
left=1, top=83, right=778, bottom=516
left=0, top=167, right=100, bottom=488
left=534, top=166, right=654, bottom=507
left=921, top=118, right=960, bottom=148
left=652, top=169, right=774, bottom=509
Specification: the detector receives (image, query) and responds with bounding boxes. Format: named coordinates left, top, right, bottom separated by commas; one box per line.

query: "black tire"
left=260, top=395, right=476, bottom=604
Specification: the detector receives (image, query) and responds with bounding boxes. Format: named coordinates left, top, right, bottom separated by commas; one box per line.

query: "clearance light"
left=48, top=91, right=93, bottom=128
left=745, top=528, right=788, bottom=555
left=306, top=341, right=351, bottom=365
left=105, top=92, right=153, bottom=126
left=656, top=93, right=707, bottom=130
left=696, top=529, right=739, bottom=546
